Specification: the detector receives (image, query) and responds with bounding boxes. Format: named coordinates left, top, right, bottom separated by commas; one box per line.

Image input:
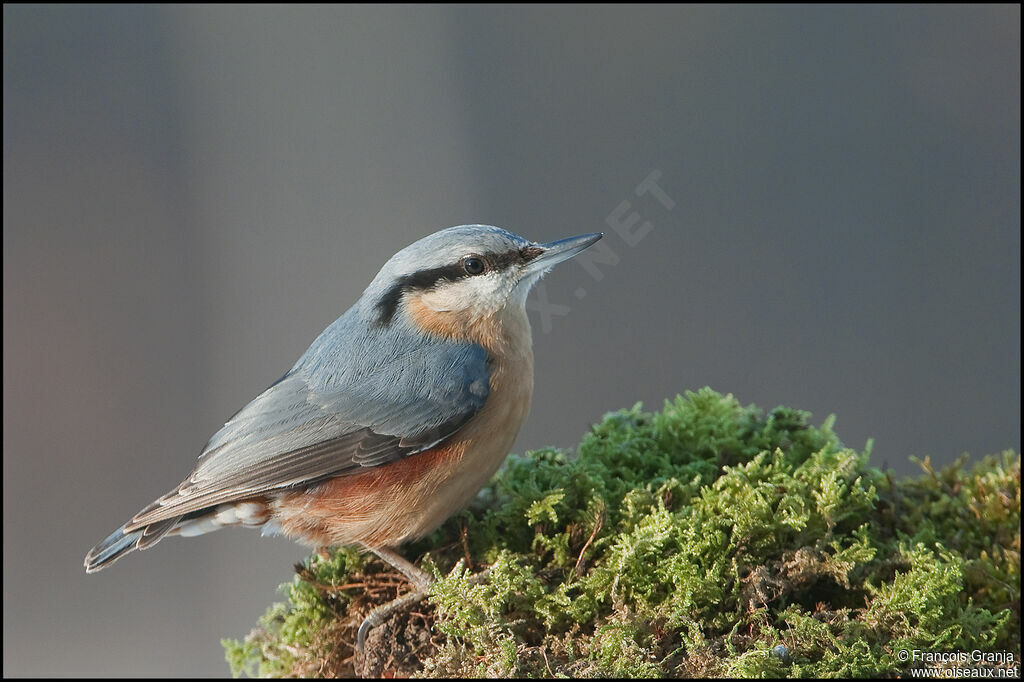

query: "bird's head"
left=360, top=225, right=601, bottom=340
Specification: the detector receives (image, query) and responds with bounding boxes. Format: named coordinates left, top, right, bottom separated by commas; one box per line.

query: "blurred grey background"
left=3, top=4, right=1019, bottom=677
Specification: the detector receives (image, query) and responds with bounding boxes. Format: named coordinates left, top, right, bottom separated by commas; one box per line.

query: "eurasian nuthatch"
left=85, top=224, right=601, bottom=648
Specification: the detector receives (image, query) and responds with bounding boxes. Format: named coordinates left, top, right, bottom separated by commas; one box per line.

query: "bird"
left=84, top=224, right=602, bottom=650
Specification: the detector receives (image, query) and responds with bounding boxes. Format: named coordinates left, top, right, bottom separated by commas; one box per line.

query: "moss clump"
left=223, top=388, right=1020, bottom=678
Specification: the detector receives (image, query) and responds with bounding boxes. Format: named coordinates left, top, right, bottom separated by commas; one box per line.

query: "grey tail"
left=84, top=517, right=178, bottom=573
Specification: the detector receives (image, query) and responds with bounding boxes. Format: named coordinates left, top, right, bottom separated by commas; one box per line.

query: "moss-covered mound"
left=223, top=389, right=1020, bottom=678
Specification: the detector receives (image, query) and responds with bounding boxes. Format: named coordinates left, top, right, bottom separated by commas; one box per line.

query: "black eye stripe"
left=491, top=246, right=543, bottom=270
left=374, top=245, right=544, bottom=325
left=402, top=263, right=466, bottom=290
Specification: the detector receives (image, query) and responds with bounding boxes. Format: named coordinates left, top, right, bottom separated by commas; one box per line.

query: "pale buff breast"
left=270, top=298, right=534, bottom=549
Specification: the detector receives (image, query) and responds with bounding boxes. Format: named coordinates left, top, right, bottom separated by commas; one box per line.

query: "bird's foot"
left=354, top=549, right=493, bottom=654
left=355, top=585, right=431, bottom=653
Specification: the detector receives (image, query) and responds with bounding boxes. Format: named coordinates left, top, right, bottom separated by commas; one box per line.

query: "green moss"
left=223, top=388, right=1021, bottom=678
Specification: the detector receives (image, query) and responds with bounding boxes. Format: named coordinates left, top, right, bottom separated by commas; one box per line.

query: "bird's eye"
left=463, top=257, right=486, bottom=276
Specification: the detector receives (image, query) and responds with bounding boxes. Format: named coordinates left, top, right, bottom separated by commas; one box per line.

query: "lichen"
left=223, top=388, right=1020, bottom=678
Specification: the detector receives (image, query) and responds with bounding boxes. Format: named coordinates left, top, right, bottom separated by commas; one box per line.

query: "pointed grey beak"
left=526, top=232, right=603, bottom=272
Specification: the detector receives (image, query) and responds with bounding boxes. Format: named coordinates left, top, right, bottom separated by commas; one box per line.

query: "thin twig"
left=574, top=507, right=605, bottom=576
left=541, top=645, right=555, bottom=677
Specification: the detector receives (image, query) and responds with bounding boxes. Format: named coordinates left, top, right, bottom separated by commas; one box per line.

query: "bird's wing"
left=126, top=324, right=490, bottom=530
